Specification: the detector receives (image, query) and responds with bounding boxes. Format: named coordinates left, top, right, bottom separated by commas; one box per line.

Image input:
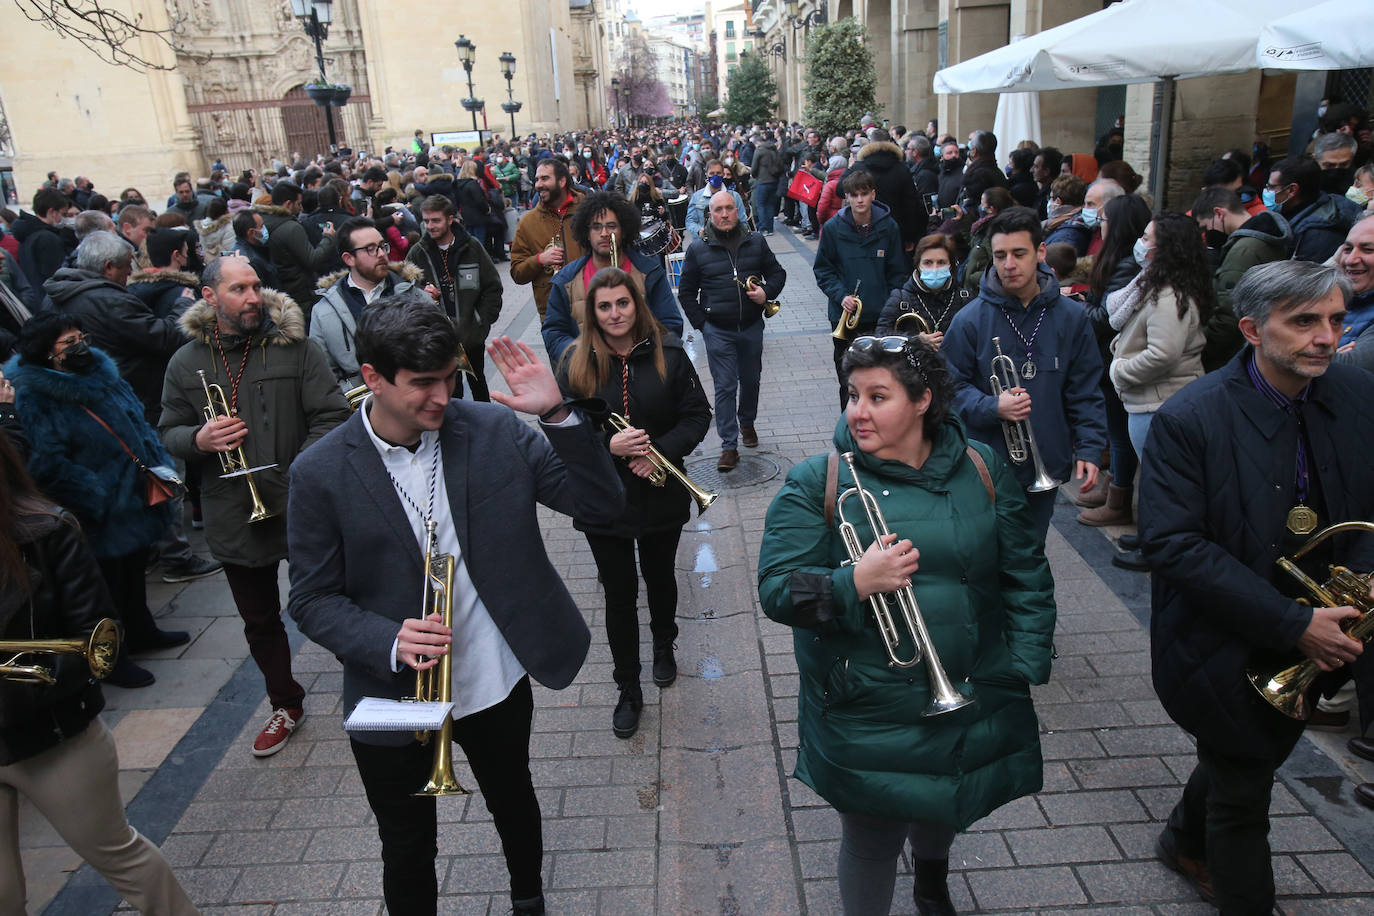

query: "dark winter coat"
left=1288, top=192, right=1361, bottom=264
left=1140, top=350, right=1374, bottom=758
left=1205, top=210, right=1293, bottom=371
left=958, top=158, right=1009, bottom=211
left=454, top=177, right=492, bottom=230
left=11, top=212, right=68, bottom=291
left=309, top=262, right=422, bottom=391
left=1084, top=256, right=1142, bottom=361
left=757, top=415, right=1055, bottom=827
left=1007, top=171, right=1039, bottom=208
left=0, top=505, right=109, bottom=765
left=0, top=248, right=38, bottom=314
left=159, top=291, right=350, bottom=567
left=41, top=267, right=189, bottom=425
left=559, top=336, right=710, bottom=538
left=937, top=160, right=964, bottom=209
left=127, top=268, right=200, bottom=320
left=404, top=223, right=502, bottom=355
left=1043, top=210, right=1094, bottom=256
left=678, top=226, right=786, bottom=331
left=543, top=248, right=683, bottom=363
left=5, top=349, right=173, bottom=559
left=876, top=274, right=974, bottom=336
left=230, top=237, right=282, bottom=291
left=813, top=202, right=907, bottom=331
left=751, top=141, right=785, bottom=185
left=942, top=265, right=1107, bottom=491
left=255, top=204, right=339, bottom=321
left=853, top=141, right=923, bottom=250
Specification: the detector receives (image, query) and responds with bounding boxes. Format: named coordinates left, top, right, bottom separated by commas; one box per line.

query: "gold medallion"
left=1286, top=504, right=1318, bottom=536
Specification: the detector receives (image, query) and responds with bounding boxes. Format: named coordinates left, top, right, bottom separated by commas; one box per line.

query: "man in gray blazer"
left=287, top=294, right=623, bottom=916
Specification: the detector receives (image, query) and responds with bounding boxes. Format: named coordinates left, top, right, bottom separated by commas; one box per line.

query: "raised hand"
left=487, top=336, right=563, bottom=418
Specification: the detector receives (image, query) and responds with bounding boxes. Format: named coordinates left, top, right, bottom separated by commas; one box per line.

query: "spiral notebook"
left=344, top=697, right=454, bottom=732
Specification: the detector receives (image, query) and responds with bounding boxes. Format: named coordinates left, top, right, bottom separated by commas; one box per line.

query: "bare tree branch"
left=13, top=0, right=206, bottom=72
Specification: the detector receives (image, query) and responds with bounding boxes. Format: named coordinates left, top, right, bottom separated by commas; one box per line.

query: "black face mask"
left=939, top=158, right=961, bottom=174
left=56, top=340, right=95, bottom=373
left=1203, top=229, right=1228, bottom=250
left=1319, top=166, right=1353, bottom=196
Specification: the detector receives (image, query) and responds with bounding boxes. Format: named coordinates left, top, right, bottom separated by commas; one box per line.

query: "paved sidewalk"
left=22, top=227, right=1374, bottom=914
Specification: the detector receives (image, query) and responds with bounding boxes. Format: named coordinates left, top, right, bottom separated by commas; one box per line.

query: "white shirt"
left=361, top=403, right=524, bottom=720
left=346, top=273, right=388, bottom=306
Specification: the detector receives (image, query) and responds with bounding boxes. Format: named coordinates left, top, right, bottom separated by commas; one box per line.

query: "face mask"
left=1319, top=167, right=1352, bottom=196
left=1005, top=165, right=1014, bottom=178
left=1348, top=185, right=1371, bottom=207
left=919, top=267, right=951, bottom=289
left=1317, top=105, right=1328, bottom=118
left=1048, top=202, right=1073, bottom=219
left=257, top=225, right=269, bottom=245
left=1132, top=237, right=1151, bottom=268
left=1203, top=228, right=1228, bottom=250
left=58, top=216, right=76, bottom=230
left=583, top=150, right=592, bottom=158
left=1080, top=207, right=1099, bottom=228
left=56, top=340, right=94, bottom=373
left=707, top=175, right=724, bottom=190
left=978, top=205, right=991, bottom=218
left=1262, top=187, right=1280, bottom=212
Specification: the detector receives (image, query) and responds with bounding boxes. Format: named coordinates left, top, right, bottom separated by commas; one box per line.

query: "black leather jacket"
left=0, top=505, right=109, bottom=765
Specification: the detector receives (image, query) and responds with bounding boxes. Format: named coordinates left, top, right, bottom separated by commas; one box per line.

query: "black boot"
left=913, top=857, right=956, bottom=916
left=612, top=684, right=643, bottom=738
left=652, top=642, right=677, bottom=688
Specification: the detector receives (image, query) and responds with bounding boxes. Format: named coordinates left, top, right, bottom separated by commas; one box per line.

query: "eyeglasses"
left=848, top=336, right=909, bottom=355
left=54, top=332, right=86, bottom=349
left=348, top=242, right=391, bottom=257
left=590, top=222, right=620, bottom=234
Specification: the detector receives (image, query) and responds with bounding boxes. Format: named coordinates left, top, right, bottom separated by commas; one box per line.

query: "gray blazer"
left=286, top=399, right=624, bottom=747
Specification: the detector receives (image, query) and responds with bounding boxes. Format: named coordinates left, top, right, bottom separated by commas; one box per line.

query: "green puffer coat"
left=757, top=415, right=1056, bottom=828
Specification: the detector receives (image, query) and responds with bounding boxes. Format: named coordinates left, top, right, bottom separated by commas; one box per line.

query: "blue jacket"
left=542, top=248, right=683, bottom=363
left=813, top=202, right=908, bottom=330
left=1288, top=192, right=1361, bottom=264
left=685, top=187, right=748, bottom=241
left=1340, top=288, right=1374, bottom=348
left=942, top=264, right=1107, bottom=490
left=5, top=349, right=173, bottom=558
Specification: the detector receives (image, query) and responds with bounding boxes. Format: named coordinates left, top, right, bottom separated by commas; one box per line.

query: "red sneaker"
left=251, top=707, right=303, bottom=758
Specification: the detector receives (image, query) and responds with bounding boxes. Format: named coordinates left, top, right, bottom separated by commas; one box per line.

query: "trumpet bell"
left=763, top=300, right=781, bottom=319
left=893, top=311, right=932, bottom=336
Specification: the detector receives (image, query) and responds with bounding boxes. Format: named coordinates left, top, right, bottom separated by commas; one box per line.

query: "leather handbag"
left=83, top=408, right=185, bottom=507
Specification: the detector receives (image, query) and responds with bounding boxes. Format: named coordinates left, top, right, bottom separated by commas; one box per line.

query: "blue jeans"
left=755, top=181, right=778, bottom=232
left=1102, top=378, right=1138, bottom=485
left=1127, top=410, right=1154, bottom=460
left=701, top=319, right=764, bottom=451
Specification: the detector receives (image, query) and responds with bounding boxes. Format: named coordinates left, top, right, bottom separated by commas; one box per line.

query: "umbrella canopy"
left=1257, top=0, right=1374, bottom=71
left=993, top=91, right=1042, bottom=149
left=935, top=0, right=1293, bottom=94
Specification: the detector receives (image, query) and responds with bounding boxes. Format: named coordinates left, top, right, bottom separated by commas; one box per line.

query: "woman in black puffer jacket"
left=0, top=432, right=198, bottom=915
left=558, top=267, right=710, bottom=741
left=454, top=160, right=492, bottom=249
left=876, top=234, right=974, bottom=347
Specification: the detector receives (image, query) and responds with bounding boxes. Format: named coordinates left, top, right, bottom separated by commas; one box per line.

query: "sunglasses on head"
left=848, top=335, right=909, bottom=355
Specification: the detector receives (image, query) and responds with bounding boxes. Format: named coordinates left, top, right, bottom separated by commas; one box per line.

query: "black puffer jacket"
left=0, top=505, right=109, bottom=765
left=454, top=177, right=492, bottom=231
left=11, top=212, right=69, bottom=291
left=876, top=275, right=974, bottom=336
left=560, top=337, right=711, bottom=538
left=958, top=158, right=1009, bottom=210
left=42, top=267, right=189, bottom=423
left=852, top=141, right=923, bottom=249
left=678, top=226, right=787, bottom=331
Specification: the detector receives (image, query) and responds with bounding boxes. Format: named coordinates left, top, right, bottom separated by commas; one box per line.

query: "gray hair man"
left=1139, top=259, right=1374, bottom=913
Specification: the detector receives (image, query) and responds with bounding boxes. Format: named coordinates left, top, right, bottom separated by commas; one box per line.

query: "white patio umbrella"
left=992, top=90, right=1042, bottom=150
left=1257, top=0, right=1374, bottom=71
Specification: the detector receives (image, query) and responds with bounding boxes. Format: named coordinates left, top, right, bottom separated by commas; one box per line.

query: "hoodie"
left=11, top=211, right=68, bottom=290
left=1288, top=192, right=1361, bottom=263
left=942, top=264, right=1107, bottom=490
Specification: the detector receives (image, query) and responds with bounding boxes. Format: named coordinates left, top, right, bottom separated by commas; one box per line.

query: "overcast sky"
left=630, top=0, right=706, bottom=19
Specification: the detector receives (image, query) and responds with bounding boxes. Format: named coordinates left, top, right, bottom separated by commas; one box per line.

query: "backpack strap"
left=823, top=450, right=839, bottom=528
left=965, top=445, right=996, bottom=505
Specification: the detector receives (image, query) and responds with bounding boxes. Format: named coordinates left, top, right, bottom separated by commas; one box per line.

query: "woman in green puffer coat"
left=758, top=335, right=1056, bottom=916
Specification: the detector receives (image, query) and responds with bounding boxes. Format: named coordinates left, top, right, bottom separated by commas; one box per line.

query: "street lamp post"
left=783, top=0, right=827, bottom=30
left=454, top=34, right=484, bottom=133
left=611, top=77, right=621, bottom=128
left=620, top=83, right=631, bottom=129
left=754, top=29, right=786, bottom=61
left=499, top=51, right=522, bottom=140
left=290, top=0, right=337, bottom=151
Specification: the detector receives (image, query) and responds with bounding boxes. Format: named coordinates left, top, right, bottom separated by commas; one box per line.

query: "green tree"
left=696, top=92, right=720, bottom=117
left=724, top=51, right=777, bottom=126
left=803, top=18, right=880, bottom=138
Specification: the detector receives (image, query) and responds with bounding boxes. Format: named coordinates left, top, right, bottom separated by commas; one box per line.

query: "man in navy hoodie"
left=942, top=206, right=1106, bottom=541
left=813, top=170, right=908, bottom=410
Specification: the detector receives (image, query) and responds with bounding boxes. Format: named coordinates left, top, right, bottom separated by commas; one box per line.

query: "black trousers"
left=1165, top=737, right=1300, bottom=914
left=457, top=346, right=491, bottom=402
left=351, top=677, right=541, bottom=915
left=96, top=547, right=158, bottom=652
left=585, top=529, right=683, bottom=688
left=221, top=561, right=306, bottom=711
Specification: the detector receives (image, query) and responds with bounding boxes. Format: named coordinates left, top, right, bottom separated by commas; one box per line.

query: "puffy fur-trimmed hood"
left=127, top=268, right=200, bottom=288
left=197, top=213, right=233, bottom=233
left=251, top=203, right=294, bottom=219
left=856, top=140, right=903, bottom=163
left=178, top=287, right=305, bottom=346
left=315, top=260, right=422, bottom=294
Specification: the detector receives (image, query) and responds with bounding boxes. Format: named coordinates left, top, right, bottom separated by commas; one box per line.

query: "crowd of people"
left=0, top=100, right=1371, bottom=916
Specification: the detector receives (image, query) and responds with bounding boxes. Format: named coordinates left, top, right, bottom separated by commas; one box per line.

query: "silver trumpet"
left=989, top=337, right=1062, bottom=493
left=836, top=452, right=974, bottom=716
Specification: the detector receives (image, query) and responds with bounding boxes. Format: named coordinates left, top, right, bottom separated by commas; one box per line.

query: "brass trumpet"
left=1248, top=520, right=1374, bottom=720
left=198, top=370, right=277, bottom=523
left=736, top=275, right=780, bottom=319
left=345, top=345, right=477, bottom=411
left=832, top=280, right=863, bottom=341
left=412, top=519, right=471, bottom=796
left=835, top=452, right=973, bottom=716
left=543, top=231, right=565, bottom=275
left=1, top=618, right=120, bottom=685
left=989, top=338, right=1062, bottom=493
left=607, top=412, right=718, bottom=515
left=894, top=311, right=932, bottom=336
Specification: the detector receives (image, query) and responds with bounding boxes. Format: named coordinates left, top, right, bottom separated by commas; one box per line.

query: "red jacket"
left=817, top=167, right=846, bottom=228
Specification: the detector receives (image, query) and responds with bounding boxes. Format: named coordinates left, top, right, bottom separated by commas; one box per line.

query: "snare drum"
left=635, top=219, right=673, bottom=258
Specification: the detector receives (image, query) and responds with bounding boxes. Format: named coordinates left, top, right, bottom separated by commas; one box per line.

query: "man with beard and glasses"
left=678, top=190, right=786, bottom=472
left=541, top=190, right=682, bottom=362
left=405, top=196, right=502, bottom=401
left=1140, top=260, right=1374, bottom=912
left=511, top=159, right=586, bottom=323
left=313, top=217, right=424, bottom=394
left=159, top=257, right=350, bottom=758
